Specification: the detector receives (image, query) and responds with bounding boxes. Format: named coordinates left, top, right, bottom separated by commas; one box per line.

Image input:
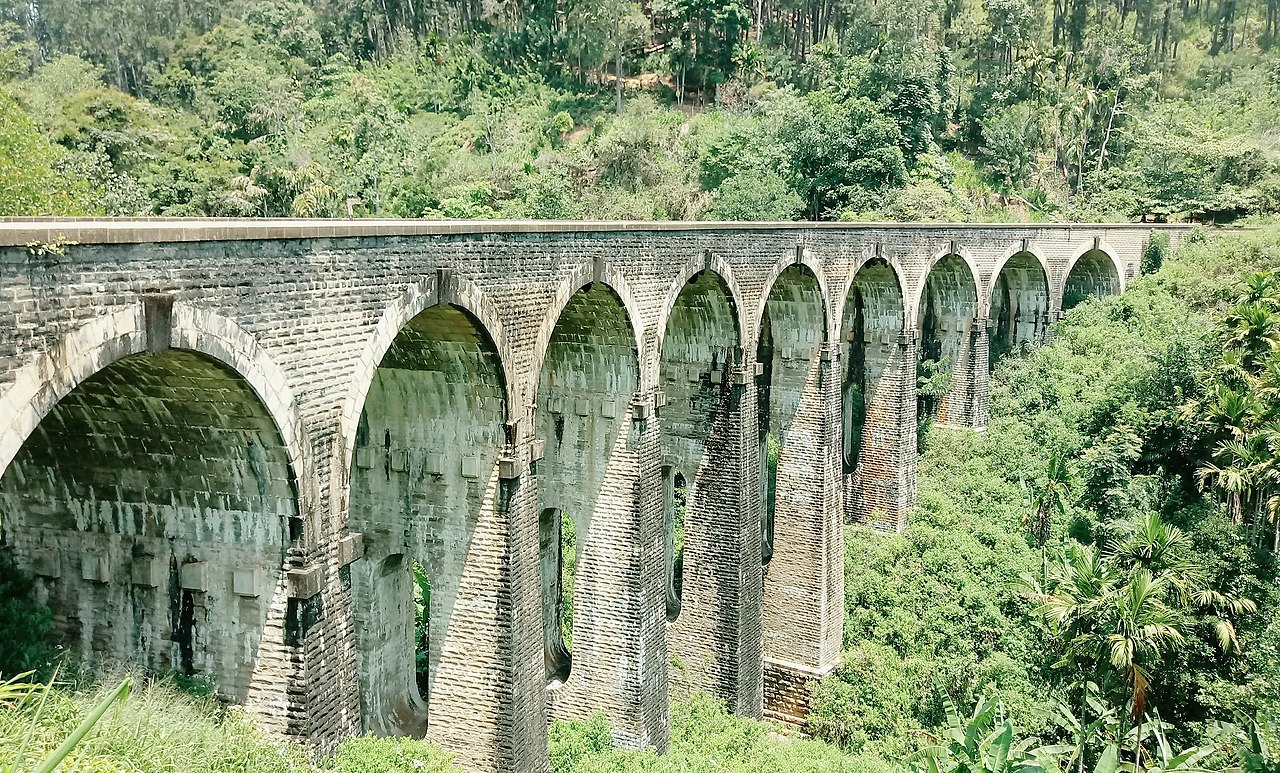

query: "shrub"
left=0, top=550, right=55, bottom=677
left=333, top=736, right=460, bottom=773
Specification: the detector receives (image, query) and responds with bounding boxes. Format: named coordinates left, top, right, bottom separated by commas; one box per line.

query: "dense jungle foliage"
left=2, top=0, right=1280, bottom=221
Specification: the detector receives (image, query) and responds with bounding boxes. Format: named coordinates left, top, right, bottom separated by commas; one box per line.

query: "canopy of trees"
left=1, top=0, right=1278, bottom=221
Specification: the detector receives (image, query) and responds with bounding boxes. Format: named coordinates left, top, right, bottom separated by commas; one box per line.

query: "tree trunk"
left=1096, top=96, right=1121, bottom=174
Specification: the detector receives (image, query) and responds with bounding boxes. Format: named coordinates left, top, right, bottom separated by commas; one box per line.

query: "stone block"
left=461, top=455, right=481, bottom=478
left=530, top=438, right=547, bottom=461
left=355, top=448, right=375, bottom=469
left=574, top=398, right=590, bottom=416
left=423, top=453, right=445, bottom=475
left=338, top=533, right=364, bottom=567
left=288, top=565, right=324, bottom=599
left=601, top=400, right=616, bottom=419
left=180, top=561, right=209, bottom=592
left=80, top=554, right=109, bottom=584
left=233, top=568, right=260, bottom=597
left=390, top=449, right=408, bottom=473
left=131, top=556, right=163, bottom=587
left=498, top=456, right=520, bottom=480
left=32, top=548, right=60, bottom=578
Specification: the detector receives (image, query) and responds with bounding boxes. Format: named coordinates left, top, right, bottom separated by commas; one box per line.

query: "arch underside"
left=758, top=264, right=832, bottom=668
left=346, top=303, right=508, bottom=769
left=535, top=282, right=643, bottom=732
left=990, top=252, right=1049, bottom=367
left=919, top=255, right=979, bottom=426
left=657, top=270, right=742, bottom=704
left=842, top=259, right=907, bottom=528
left=0, top=349, right=296, bottom=707
left=1064, top=249, right=1121, bottom=310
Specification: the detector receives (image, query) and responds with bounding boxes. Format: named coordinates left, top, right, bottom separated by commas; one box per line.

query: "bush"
left=333, top=736, right=460, bottom=773
left=550, top=693, right=895, bottom=773
left=1142, top=230, right=1170, bottom=274
left=0, top=671, right=313, bottom=772
left=0, top=550, right=55, bottom=677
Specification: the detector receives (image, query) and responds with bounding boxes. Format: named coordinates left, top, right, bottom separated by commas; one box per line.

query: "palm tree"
left=1026, top=453, right=1072, bottom=550
left=1031, top=514, right=1255, bottom=766
left=1222, top=302, right=1280, bottom=372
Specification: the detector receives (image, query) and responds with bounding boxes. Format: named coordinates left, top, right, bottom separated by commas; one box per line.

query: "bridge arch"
left=532, top=277, right=650, bottom=743
left=838, top=256, right=908, bottom=525
left=344, top=274, right=512, bottom=763
left=339, top=272, right=514, bottom=494
left=916, top=249, right=981, bottom=427
left=530, top=263, right=647, bottom=410
left=0, top=302, right=303, bottom=731
left=755, top=258, right=829, bottom=565
left=654, top=253, right=747, bottom=360
left=753, top=250, right=833, bottom=346
left=1062, top=241, right=1125, bottom=310
left=655, top=265, right=743, bottom=704
left=987, top=248, right=1050, bottom=368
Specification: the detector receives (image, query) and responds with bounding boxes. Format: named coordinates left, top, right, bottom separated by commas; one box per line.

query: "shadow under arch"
left=529, top=265, right=647, bottom=410
left=988, top=250, right=1050, bottom=368
left=916, top=251, right=980, bottom=427
left=839, top=256, right=909, bottom=528
left=655, top=266, right=745, bottom=709
left=533, top=279, right=647, bottom=740
left=654, top=254, right=747, bottom=359
left=753, top=252, right=833, bottom=347
left=1062, top=243, right=1124, bottom=311
left=0, top=302, right=303, bottom=734
left=338, top=272, right=514, bottom=505
left=756, top=261, right=827, bottom=562
left=345, top=297, right=512, bottom=769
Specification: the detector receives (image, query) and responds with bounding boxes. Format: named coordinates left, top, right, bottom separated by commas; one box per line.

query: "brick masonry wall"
left=0, top=220, right=1179, bottom=772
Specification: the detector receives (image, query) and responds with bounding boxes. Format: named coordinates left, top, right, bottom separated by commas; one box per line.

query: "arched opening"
left=989, top=252, right=1049, bottom=368
left=535, top=282, right=640, bottom=700
left=1064, top=249, right=1122, bottom=310
left=0, top=350, right=297, bottom=704
left=757, top=264, right=825, bottom=559
left=918, top=254, right=978, bottom=428
left=539, top=507, right=573, bottom=684
left=759, top=261, right=845, bottom=692
left=656, top=269, right=739, bottom=631
left=348, top=303, right=507, bottom=737
left=662, top=468, right=687, bottom=622
left=840, top=258, right=906, bottom=525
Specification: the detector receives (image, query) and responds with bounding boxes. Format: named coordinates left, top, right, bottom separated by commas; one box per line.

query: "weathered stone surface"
left=0, top=219, right=1182, bottom=772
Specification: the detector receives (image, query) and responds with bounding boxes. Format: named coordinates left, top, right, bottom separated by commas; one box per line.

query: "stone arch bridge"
left=0, top=219, right=1184, bottom=772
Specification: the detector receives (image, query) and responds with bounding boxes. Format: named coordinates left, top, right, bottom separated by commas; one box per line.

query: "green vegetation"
left=550, top=692, right=892, bottom=773
left=413, top=559, right=431, bottom=699
left=1, top=0, right=1279, bottom=221
left=0, top=669, right=460, bottom=772
left=808, top=226, right=1280, bottom=769
left=0, top=671, right=313, bottom=772
left=331, top=736, right=458, bottom=773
